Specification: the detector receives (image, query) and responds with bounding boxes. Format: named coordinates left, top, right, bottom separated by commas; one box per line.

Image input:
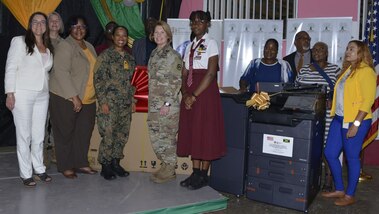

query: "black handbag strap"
left=312, top=62, right=334, bottom=91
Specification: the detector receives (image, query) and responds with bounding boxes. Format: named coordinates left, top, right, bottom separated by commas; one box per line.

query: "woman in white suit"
left=4, top=12, right=54, bottom=187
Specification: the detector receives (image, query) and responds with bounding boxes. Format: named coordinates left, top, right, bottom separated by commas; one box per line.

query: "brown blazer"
left=49, top=35, right=97, bottom=100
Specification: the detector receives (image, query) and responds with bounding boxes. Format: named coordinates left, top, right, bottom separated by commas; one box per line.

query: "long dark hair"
left=25, top=12, right=53, bottom=55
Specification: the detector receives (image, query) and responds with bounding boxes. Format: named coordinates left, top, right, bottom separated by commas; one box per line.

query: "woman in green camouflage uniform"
left=148, top=21, right=182, bottom=183
left=94, top=26, right=136, bottom=180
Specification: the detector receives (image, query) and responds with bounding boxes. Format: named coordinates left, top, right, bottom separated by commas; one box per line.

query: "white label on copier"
left=262, top=134, right=294, bottom=157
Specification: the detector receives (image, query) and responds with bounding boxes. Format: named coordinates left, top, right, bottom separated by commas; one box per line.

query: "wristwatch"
left=353, top=120, right=361, bottom=127
left=164, top=102, right=171, bottom=107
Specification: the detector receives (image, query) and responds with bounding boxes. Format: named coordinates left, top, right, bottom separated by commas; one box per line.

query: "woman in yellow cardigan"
left=322, top=40, right=376, bottom=206
left=49, top=15, right=98, bottom=179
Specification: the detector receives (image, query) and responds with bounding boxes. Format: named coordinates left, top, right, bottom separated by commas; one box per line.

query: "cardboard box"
left=88, top=113, right=192, bottom=174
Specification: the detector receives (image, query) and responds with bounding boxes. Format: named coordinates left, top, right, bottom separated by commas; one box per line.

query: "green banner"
left=90, top=0, right=145, bottom=40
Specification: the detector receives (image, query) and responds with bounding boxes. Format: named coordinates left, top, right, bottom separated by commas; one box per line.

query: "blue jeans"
left=324, top=115, right=371, bottom=196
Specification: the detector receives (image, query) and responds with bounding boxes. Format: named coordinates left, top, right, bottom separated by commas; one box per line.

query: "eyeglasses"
left=71, top=25, right=87, bottom=30
left=32, top=20, right=46, bottom=26
left=190, top=20, right=206, bottom=26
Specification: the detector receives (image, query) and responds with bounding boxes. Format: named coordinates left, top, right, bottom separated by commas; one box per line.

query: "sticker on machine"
left=262, top=134, right=294, bottom=157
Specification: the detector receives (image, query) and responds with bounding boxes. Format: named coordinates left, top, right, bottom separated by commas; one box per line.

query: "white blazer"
left=4, top=36, right=53, bottom=93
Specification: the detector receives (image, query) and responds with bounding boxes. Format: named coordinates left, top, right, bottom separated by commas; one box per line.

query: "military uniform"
left=147, top=44, right=182, bottom=167
left=94, top=47, right=136, bottom=164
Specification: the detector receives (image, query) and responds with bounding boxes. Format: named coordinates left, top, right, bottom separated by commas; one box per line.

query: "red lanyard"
left=187, top=39, right=204, bottom=87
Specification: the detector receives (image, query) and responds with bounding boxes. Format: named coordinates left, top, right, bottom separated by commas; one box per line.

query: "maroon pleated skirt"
left=177, top=69, right=226, bottom=160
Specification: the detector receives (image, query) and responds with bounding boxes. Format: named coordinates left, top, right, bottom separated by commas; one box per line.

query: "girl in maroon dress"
left=177, top=10, right=226, bottom=190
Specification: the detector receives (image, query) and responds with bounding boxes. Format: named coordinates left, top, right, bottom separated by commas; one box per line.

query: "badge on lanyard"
left=124, top=60, right=129, bottom=70
left=197, top=44, right=206, bottom=56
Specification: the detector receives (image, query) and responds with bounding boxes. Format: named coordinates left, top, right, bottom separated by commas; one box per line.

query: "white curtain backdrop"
left=222, top=19, right=283, bottom=89
left=286, top=17, right=353, bottom=67
left=167, top=18, right=353, bottom=90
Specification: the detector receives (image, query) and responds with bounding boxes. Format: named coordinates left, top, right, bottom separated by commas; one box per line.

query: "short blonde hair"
left=150, top=21, right=173, bottom=44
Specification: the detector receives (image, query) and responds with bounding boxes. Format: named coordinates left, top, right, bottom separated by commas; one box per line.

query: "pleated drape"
left=1, top=0, right=61, bottom=29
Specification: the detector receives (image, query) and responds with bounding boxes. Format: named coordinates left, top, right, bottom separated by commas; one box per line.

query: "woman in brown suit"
left=49, top=15, right=97, bottom=178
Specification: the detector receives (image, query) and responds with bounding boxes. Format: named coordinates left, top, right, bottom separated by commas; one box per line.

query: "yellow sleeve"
left=357, top=67, right=376, bottom=113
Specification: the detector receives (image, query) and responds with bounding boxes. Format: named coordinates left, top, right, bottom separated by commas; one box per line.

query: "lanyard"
left=187, top=39, right=205, bottom=87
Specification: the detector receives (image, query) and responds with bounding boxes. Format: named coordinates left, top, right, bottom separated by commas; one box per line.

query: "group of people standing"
left=5, top=12, right=100, bottom=185
left=4, top=10, right=226, bottom=191
left=4, top=9, right=377, bottom=205
left=239, top=30, right=376, bottom=206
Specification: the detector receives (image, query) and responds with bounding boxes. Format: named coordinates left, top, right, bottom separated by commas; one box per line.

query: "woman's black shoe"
left=187, top=174, right=208, bottom=190
left=34, top=172, right=52, bottom=182
left=100, top=164, right=116, bottom=180
left=21, top=177, right=36, bottom=187
left=180, top=173, right=194, bottom=187
left=111, top=158, right=129, bottom=177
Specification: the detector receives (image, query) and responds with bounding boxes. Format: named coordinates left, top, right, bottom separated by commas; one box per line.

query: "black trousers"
left=49, top=93, right=96, bottom=172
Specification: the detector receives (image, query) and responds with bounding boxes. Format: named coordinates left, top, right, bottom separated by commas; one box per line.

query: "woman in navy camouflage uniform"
left=94, top=26, right=136, bottom=180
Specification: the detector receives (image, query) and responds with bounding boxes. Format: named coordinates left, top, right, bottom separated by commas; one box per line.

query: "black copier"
left=246, top=85, right=325, bottom=212
left=210, top=84, right=326, bottom=212
left=210, top=92, right=251, bottom=197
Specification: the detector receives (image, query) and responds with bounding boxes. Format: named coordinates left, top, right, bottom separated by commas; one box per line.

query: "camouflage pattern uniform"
left=147, top=44, right=182, bottom=167
left=94, top=47, right=136, bottom=164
